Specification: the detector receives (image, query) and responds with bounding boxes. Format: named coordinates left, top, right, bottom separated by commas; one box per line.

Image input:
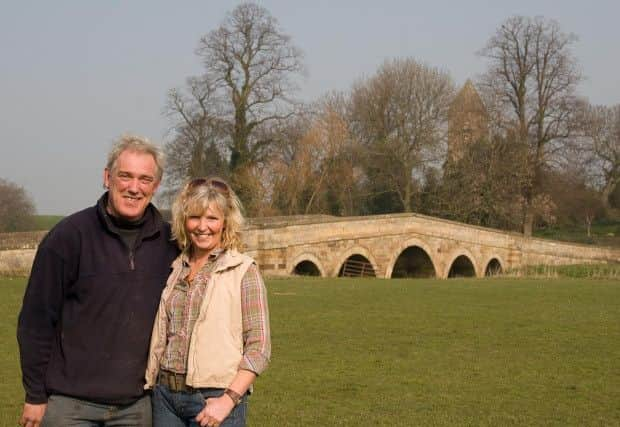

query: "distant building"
left=447, top=79, right=489, bottom=163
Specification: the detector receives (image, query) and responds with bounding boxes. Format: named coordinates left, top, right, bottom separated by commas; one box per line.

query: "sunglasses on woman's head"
left=188, top=177, right=230, bottom=195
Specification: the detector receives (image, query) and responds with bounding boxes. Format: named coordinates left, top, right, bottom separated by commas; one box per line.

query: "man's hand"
left=19, top=403, right=47, bottom=427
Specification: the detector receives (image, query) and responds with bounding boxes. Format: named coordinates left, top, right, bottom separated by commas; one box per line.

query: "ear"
left=103, top=168, right=111, bottom=189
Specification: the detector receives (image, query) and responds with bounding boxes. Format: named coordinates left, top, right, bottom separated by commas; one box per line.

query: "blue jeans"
left=152, top=384, right=247, bottom=427
left=41, top=394, right=151, bottom=426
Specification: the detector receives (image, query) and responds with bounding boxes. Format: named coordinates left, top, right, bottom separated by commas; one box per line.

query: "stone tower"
left=447, top=79, right=489, bottom=163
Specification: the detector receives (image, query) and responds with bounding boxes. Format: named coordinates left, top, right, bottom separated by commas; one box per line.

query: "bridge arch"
left=445, top=249, right=478, bottom=278
left=483, top=256, right=505, bottom=276
left=290, top=253, right=326, bottom=277
left=386, top=239, right=438, bottom=279
left=335, top=246, right=378, bottom=278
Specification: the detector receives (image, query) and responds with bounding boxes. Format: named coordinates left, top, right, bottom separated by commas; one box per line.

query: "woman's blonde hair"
left=171, top=177, right=245, bottom=254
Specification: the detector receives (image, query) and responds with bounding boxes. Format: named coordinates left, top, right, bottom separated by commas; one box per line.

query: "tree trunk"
left=189, top=140, right=205, bottom=178
left=600, top=178, right=617, bottom=214
left=522, top=201, right=534, bottom=237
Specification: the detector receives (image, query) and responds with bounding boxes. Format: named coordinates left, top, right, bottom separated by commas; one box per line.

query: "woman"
left=145, top=177, right=271, bottom=427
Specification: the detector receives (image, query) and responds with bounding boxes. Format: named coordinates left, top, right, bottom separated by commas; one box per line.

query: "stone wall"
left=0, top=231, right=47, bottom=250
left=0, top=232, right=46, bottom=276
left=0, top=249, right=36, bottom=277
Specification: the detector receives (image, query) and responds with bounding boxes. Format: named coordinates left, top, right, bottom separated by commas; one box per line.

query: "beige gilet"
left=145, top=249, right=254, bottom=389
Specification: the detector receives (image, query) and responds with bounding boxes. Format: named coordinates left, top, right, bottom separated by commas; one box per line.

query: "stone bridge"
left=243, top=213, right=620, bottom=278
left=2, top=213, right=620, bottom=278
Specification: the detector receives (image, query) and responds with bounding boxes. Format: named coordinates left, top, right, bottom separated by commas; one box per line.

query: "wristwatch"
left=224, top=388, right=242, bottom=405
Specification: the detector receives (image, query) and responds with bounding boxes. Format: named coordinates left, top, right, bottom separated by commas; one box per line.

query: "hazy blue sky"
left=1, top=0, right=619, bottom=214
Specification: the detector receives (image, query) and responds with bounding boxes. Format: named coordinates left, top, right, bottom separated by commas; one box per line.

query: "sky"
left=1, top=0, right=619, bottom=215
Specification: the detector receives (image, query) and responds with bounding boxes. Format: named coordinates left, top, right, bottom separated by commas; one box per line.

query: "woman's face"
left=185, top=203, right=225, bottom=255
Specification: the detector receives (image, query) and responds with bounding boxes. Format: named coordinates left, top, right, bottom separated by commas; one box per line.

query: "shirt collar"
left=181, top=248, right=225, bottom=266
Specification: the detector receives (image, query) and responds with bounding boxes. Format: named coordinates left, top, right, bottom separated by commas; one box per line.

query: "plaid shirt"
left=161, top=249, right=271, bottom=375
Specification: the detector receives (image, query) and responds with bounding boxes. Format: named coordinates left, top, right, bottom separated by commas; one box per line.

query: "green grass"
left=0, top=278, right=26, bottom=425
left=534, top=220, right=620, bottom=247
left=31, top=215, right=63, bottom=231
left=2, top=277, right=620, bottom=426
left=506, top=263, right=620, bottom=280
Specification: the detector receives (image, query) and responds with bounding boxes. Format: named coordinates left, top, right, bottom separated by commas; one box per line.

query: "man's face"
left=103, top=150, right=160, bottom=221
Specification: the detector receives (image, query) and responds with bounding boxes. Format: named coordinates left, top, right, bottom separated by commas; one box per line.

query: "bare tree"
left=270, top=97, right=362, bottom=216
left=265, top=114, right=310, bottom=215
left=197, top=2, right=304, bottom=204
left=479, top=16, right=581, bottom=235
left=163, top=3, right=304, bottom=213
left=0, top=178, right=35, bottom=232
left=544, top=168, right=604, bottom=237
left=160, top=75, right=228, bottom=206
left=350, top=58, right=454, bottom=213
left=433, top=134, right=530, bottom=230
left=578, top=103, right=620, bottom=213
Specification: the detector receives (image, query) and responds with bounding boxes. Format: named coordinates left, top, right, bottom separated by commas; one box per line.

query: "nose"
left=197, top=217, right=209, bottom=231
left=127, top=178, right=140, bottom=193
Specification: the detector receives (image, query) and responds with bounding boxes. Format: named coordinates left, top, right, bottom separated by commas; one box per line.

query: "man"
left=18, top=135, right=179, bottom=426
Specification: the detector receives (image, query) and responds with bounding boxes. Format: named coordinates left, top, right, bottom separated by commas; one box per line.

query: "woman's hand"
left=195, top=395, right=235, bottom=427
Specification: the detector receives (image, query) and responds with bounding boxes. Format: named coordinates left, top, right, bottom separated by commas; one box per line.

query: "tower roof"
left=449, top=79, right=486, bottom=116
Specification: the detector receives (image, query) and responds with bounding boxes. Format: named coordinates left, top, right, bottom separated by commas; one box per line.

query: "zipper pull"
left=129, top=251, right=135, bottom=270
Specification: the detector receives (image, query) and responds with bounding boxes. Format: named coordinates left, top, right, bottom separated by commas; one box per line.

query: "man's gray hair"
left=106, top=134, right=165, bottom=181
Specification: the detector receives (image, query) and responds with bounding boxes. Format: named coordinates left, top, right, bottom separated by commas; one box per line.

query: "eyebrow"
left=117, top=171, right=155, bottom=179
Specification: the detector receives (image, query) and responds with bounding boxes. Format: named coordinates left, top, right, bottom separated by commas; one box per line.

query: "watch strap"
left=224, top=388, right=242, bottom=405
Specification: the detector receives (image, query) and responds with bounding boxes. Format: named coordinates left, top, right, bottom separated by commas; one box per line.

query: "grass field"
left=2, top=276, right=619, bottom=426
left=31, top=215, right=64, bottom=231
left=534, top=220, right=620, bottom=247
